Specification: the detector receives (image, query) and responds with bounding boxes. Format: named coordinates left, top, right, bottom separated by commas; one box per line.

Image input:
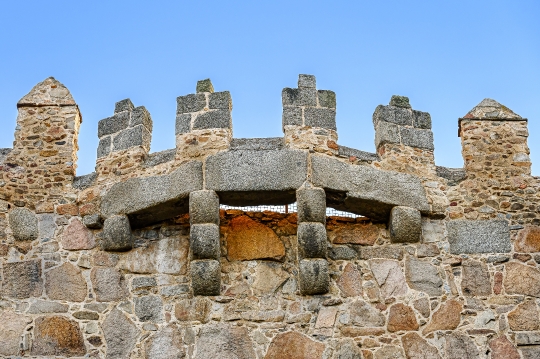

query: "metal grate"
left=220, top=202, right=363, bottom=218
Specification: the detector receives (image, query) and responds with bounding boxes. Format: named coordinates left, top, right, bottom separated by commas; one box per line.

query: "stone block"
left=9, top=207, right=38, bottom=241
left=304, top=107, right=336, bottom=130
left=134, top=295, right=163, bottom=322
left=120, top=237, right=189, bottom=275
left=230, top=137, right=284, bottom=151
left=91, top=267, right=128, bottom=302
left=389, top=206, right=421, bottom=243
left=298, top=74, right=316, bottom=88
left=102, top=309, right=140, bottom=359
left=1, top=260, right=42, bottom=299
left=130, top=106, right=152, bottom=131
left=389, top=95, right=411, bottom=108
left=97, top=135, right=111, bottom=158
left=196, top=78, right=214, bottom=93
left=447, top=220, right=511, bottom=254
left=145, top=326, right=186, bottom=358
left=405, top=257, right=442, bottom=296
left=311, top=155, right=430, bottom=220
left=461, top=259, right=491, bottom=296
left=98, top=112, right=129, bottom=137
left=265, top=332, right=324, bottom=359
left=400, top=127, right=434, bottom=150
left=115, top=98, right=134, bottom=113
left=192, top=110, right=232, bottom=129
left=297, top=222, right=327, bottom=259
left=101, top=215, right=133, bottom=251
left=373, top=105, right=412, bottom=126
left=0, top=312, right=31, bottom=356
left=73, top=172, right=97, bottom=190
left=299, top=258, right=329, bottom=295
left=317, top=90, right=336, bottom=108
left=112, top=124, right=151, bottom=151
left=61, top=218, right=96, bottom=250
left=504, top=262, right=540, bottom=297
left=374, top=120, right=400, bottom=148
left=282, top=106, right=303, bottom=127
left=194, top=325, right=255, bottom=359
left=83, top=214, right=102, bottom=229
left=28, top=300, right=69, bottom=314
left=282, top=87, right=317, bottom=107
left=143, top=148, right=176, bottom=168
left=338, top=145, right=379, bottom=161
left=209, top=91, right=232, bottom=110
left=297, top=187, right=326, bottom=223
left=177, top=93, right=206, bottom=114
left=435, top=166, right=466, bottom=185
left=45, top=263, right=87, bottom=302
left=190, top=190, right=220, bottom=225
left=413, top=110, right=432, bottom=129
left=205, top=149, right=307, bottom=205
left=31, top=316, right=85, bottom=357
left=190, top=224, right=220, bottom=260
left=175, top=113, right=191, bottom=134
left=191, top=259, right=221, bottom=296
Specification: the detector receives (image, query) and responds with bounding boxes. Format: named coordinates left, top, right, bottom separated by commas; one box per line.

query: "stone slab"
left=177, top=93, right=206, bottom=114
left=143, top=149, right=176, bottom=168
left=283, top=107, right=302, bottom=127
left=9, top=207, right=38, bottom=241
left=230, top=137, right=284, bottom=151
left=447, top=220, right=511, bottom=254
left=338, top=145, right=379, bottom=161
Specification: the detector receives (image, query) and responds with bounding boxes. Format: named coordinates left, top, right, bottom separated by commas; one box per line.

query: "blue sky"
left=0, top=1, right=538, bottom=175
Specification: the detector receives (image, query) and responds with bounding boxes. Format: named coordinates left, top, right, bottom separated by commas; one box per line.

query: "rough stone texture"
left=191, top=259, right=221, bottom=296
left=251, top=262, right=290, bottom=295
left=265, top=331, right=324, bottom=359
left=103, top=308, right=140, bottom=359
left=489, top=336, right=520, bottom=359
left=520, top=347, right=540, bottom=359
left=298, top=222, right=327, bottom=259
left=515, top=225, right=540, bottom=252
left=73, top=172, right=97, bottom=190
left=447, top=220, right=511, bottom=254
left=226, top=215, right=285, bottom=261
left=304, top=107, right=337, bottom=129
left=337, top=263, right=363, bottom=297
left=507, top=300, right=540, bottom=331
left=297, top=187, right=326, bottom=223
left=400, top=127, right=435, bottom=150
left=1, top=259, right=42, bottom=299
left=190, top=190, right=219, bottom=225
left=435, top=166, right=466, bottom=185
left=423, top=299, right=462, bottom=334
left=463, top=98, right=522, bottom=120
left=177, top=93, right=206, bottom=113
left=374, top=345, right=405, bottom=359
left=369, top=259, right=408, bottom=299
left=194, top=325, right=256, bottom=359
left=230, top=137, right=284, bottom=151
left=134, top=295, right=163, bottom=322
left=193, top=110, right=232, bottom=130
left=45, top=262, right=87, bottom=302
left=9, top=207, right=38, bottom=241
left=348, top=299, right=385, bottom=327
left=461, top=259, right=491, bottom=296
left=401, top=333, right=441, bottom=359
left=405, top=257, right=442, bottom=296
left=330, top=222, right=380, bottom=245
left=0, top=311, right=31, bottom=356
left=61, top=218, right=96, bottom=250
left=91, top=267, right=128, bottom=302
left=299, top=258, right=329, bottom=295
left=143, top=148, right=176, bottom=168
left=389, top=206, right=421, bottom=243
left=334, top=339, right=363, bottom=359
left=31, top=316, right=85, bottom=357
left=83, top=213, right=102, bottom=229
left=144, top=326, right=185, bottom=359
left=28, top=300, right=69, bottom=314
left=98, top=112, right=129, bottom=137
left=101, top=214, right=133, bottom=251
left=504, top=262, right=540, bottom=297
left=190, top=223, right=220, bottom=259
left=387, top=303, right=418, bottom=332
left=445, top=332, right=480, bottom=359
left=338, top=145, right=379, bottom=161
left=175, top=297, right=211, bottom=323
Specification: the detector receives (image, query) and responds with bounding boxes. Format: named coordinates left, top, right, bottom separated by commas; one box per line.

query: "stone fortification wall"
left=1, top=75, right=540, bottom=358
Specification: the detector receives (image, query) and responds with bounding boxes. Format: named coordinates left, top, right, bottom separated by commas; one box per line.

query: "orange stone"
left=31, top=316, right=85, bottom=356
left=514, top=226, right=540, bottom=252
left=226, top=215, right=285, bottom=261
left=423, top=299, right=462, bottom=335
left=56, top=203, right=79, bottom=216
left=387, top=303, right=419, bottom=332
left=265, top=332, right=324, bottom=359
left=330, top=222, right=379, bottom=245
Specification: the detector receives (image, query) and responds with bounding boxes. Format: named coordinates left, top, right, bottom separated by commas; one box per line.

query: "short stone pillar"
left=296, top=187, right=329, bottom=295
left=189, top=190, right=221, bottom=296
left=388, top=206, right=421, bottom=243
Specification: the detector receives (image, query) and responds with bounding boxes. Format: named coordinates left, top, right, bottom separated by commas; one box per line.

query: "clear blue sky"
left=1, top=1, right=538, bottom=175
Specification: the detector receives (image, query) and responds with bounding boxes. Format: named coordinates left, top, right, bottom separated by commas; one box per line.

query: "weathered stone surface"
left=369, top=259, right=408, bottom=299
left=387, top=303, right=418, bottom=332
left=338, top=145, right=379, bottom=161
left=91, top=267, right=128, bottom=302
left=401, top=333, right=441, bottom=359
left=489, top=335, right=520, bottom=359
left=445, top=332, right=480, bottom=359
left=0, top=311, right=31, bottom=356
left=197, top=79, right=214, bottom=93
left=226, top=215, right=285, bottom=261
left=97, top=136, right=111, bottom=157
left=298, top=222, right=327, bottom=259
left=9, top=207, right=38, bottom=241
left=417, top=243, right=440, bottom=257
left=251, top=262, right=290, bottom=295
left=18, top=77, right=76, bottom=106
left=389, top=206, right=421, bottom=243
left=463, top=98, right=522, bottom=120
left=311, top=155, right=429, bottom=220
left=358, top=246, right=403, bottom=260
left=101, top=214, right=133, bottom=251
left=194, top=325, right=255, bottom=359
left=28, top=300, right=69, bottom=313
left=145, top=326, right=185, bottom=359
left=83, top=213, right=102, bottom=229
left=98, top=112, right=129, bottom=137
left=508, top=300, right=540, bottom=331
left=191, top=223, right=220, bottom=259
left=436, top=166, right=466, bottom=185
left=190, top=190, right=219, bottom=225
left=330, top=222, right=379, bottom=245
left=423, top=299, right=462, bottom=334
left=61, top=218, right=96, bottom=250
left=405, top=257, right=442, bottom=296
left=461, top=259, right=491, bottom=296
left=230, top=137, right=284, bottom=151
left=375, top=120, right=400, bottom=147
left=175, top=297, right=211, bottom=323
left=283, top=106, right=303, bottom=127
left=515, top=226, right=540, bottom=252
left=282, top=87, right=317, bottom=107
left=520, top=347, right=540, bottom=359
left=45, top=262, right=87, bottom=302
left=265, top=331, right=324, bottom=359
left=143, top=148, right=176, bottom=168
left=400, top=127, right=434, bottom=150
left=175, top=113, right=191, bottom=134
left=374, top=345, right=405, bottom=359
left=177, top=93, right=206, bottom=113
left=348, top=299, right=385, bottom=327
left=516, top=332, right=540, bottom=346
left=297, top=187, right=326, bottom=223
left=191, top=259, right=221, bottom=296
left=329, top=245, right=358, bottom=260
left=337, top=263, right=363, bottom=297
left=134, top=295, right=163, bottom=322
left=209, top=91, right=231, bottom=110
left=447, top=220, right=511, bottom=254
left=103, top=308, right=140, bottom=359
left=73, top=311, right=100, bottom=320
left=120, top=237, right=189, bottom=275
left=101, top=161, right=203, bottom=227
left=334, top=339, right=363, bottom=359
left=413, top=297, right=431, bottom=318
left=1, top=259, right=42, bottom=299
left=304, top=107, right=337, bottom=129
left=193, top=110, right=232, bottom=129
left=504, top=262, right=540, bottom=297
left=130, top=106, right=152, bottom=131
left=413, top=110, right=432, bottom=129
left=31, top=316, right=85, bottom=357
left=205, top=149, right=307, bottom=206
left=299, top=258, right=329, bottom=295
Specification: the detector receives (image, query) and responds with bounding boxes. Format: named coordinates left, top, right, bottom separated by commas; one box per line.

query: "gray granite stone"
left=190, top=224, right=220, bottom=260
left=400, top=127, right=434, bottom=150
left=374, top=120, right=400, bottom=148
left=447, top=220, right=511, bottom=254
left=317, top=90, right=336, bottom=108
left=357, top=246, right=403, bottom=260
left=9, top=207, right=38, bottom=241
left=329, top=246, right=357, bottom=260
left=282, top=87, right=317, bottom=107
left=338, top=146, right=379, bottom=161
left=299, top=258, right=329, bottom=295
left=196, top=79, right=214, bottom=93
left=194, top=325, right=255, bottom=359
left=134, top=295, right=163, bottom=322
left=282, top=106, right=303, bottom=127
left=192, top=110, right=231, bottom=130
left=115, top=99, right=134, bottom=113
left=112, top=125, right=151, bottom=151
left=230, top=138, right=284, bottom=151
left=1, top=260, right=43, bottom=299
left=73, top=172, right=97, bottom=190
left=0, top=148, right=11, bottom=163
left=298, top=222, right=327, bottom=259
left=175, top=113, right=191, bottom=134
left=304, top=107, right=336, bottom=130
left=436, top=166, right=467, bottom=185
left=389, top=95, right=411, bottom=108
left=83, top=214, right=102, bottom=229
left=297, top=187, right=326, bottom=223
left=190, top=190, right=219, bottom=225
left=373, top=105, right=413, bottom=126
left=98, top=112, right=129, bottom=137
left=445, top=332, right=480, bottom=359
left=91, top=267, right=128, bottom=302
left=298, top=74, right=316, bottom=88
left=405, top=257, right=442, bottom=296
left=103, top=308, right=140, bottom=359
left=177, top=93, right=206, bottom=114
left=516, top=332, right=540, bottom=346
left=130, top=106, right=152, bottom=132
left=97, top=136, right=111, bottom=158
left=389, top=206, right=421, bottom=243
left=27, top=300, right=69, bottom=314
left=413, top=110, right=432, bottom=129
left=191, top=259, right=220, bottom=296
left=209, top=91, right=231, bottom=110
left=101, top=215, right=133, bottom=251
left=132, top=277, right=157, bottom=290
left=143, top=149, right=176, bottom=168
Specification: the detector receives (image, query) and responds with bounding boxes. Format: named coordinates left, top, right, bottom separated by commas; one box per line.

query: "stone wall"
left=1, top=75, right=539, bottom=358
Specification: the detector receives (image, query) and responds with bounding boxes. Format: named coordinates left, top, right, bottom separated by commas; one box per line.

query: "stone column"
left=189, top=190, right=221, bottom=296
left=296, top=187, right=329, bottom=295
